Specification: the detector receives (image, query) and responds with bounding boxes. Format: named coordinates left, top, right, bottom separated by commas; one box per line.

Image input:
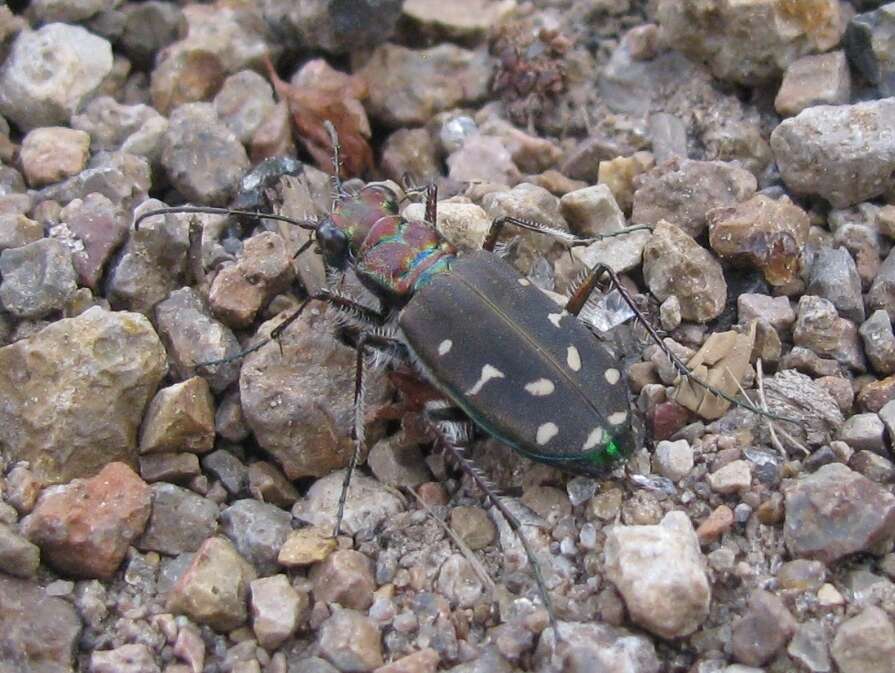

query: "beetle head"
left=315, top=217, right=351, bottom=270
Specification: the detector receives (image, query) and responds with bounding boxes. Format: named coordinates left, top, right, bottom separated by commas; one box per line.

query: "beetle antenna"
left=430, top=422, right=560, bottom=638
left=324, top=120, right=343, bottom=206
left=133, top=206, right=319, bottom=232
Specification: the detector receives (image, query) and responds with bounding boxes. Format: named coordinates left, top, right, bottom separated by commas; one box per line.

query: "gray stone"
left=71, top=96, right=164, bottom=153
left=784, top=463, right=895, bottom=564
left=653, top=439, right=694, bottom=482
left=604, top=511, right=710, bottom=639
left=292, top=471, right=404, bottom=537
left=787, top=620, right=832, bottom=673
left=0, top=575, right=82, bottom=673
left=657, top=0, right=841, bottom=84
left=631, top=158, right=757, bottom=238
left=89, top=644, right=160, bottom=673
left=850, top=450, right=895, bottom=483
left=807, top=247, right=865, bottom=323
left=154, top=287, right=241, bottom=393
left=317, top=609, right=383, bottom=672
left=381, top=128, right=440, bottom=185
left=137, top=483, right=219, bottom=555
left=869, top=247, right=895, bottom=322
left=220, top=499, right=292, bottom=576
left=738, top=294, right=795, bottom=332
left=119, top=1, right=186, bottom=67
left=250, top=574, right=302, bottom=650
left=770, top=99, right=895, bottom=208
left=845, top=4, right=895, bottom=97
left=213, top=70, right=276, bottom=145
left=831, top=606, right=895, bottom=673
left=775, top=51, right=851, bottom=116
left=0, top=307, right=166, bottom=484
left=533, top=621, right=660, bottom=673
left=436, top=554, right=485, bottom=609
left=367, top=434, right=430, bottom=488
left=161, top=104, right=250, bottom=206
left=105, top=199, right=191, bottom=315
left=262, top=0, right=402, bottom=54
left=708, top=460, right=752, bottom=494
left=837, top=412, right=886, bottom=454
left=0, top=23, right=113, bottom=131
left=879, top=399, right=895, bottom=447
left=731, top=589, right=796, bottom=667
left=37, top=150, right=151, bottom=212
left=0, top=238, right=77, bottom=318
left=860, top=309, right=895, bottom=375
left=202, top=450, right=248, bottom=495
left=793, top=295, right=866, bottom=372
left=358, top=43, right=492, bottom=128
left=0, top=523, right=39, bottom=578
left=0, top=213, right=42, bottom=252
left=643, top=220, right=727, bottom=323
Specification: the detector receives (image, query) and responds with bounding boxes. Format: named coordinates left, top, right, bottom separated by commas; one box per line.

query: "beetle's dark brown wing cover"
left=399, top=251, right=633, bottom=470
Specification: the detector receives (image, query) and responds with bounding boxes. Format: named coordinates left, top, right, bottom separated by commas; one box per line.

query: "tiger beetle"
left=136, top=122, right=789, bottom=632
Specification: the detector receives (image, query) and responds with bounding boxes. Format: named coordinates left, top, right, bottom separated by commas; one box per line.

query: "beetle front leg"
left=334, top=331, right=405, bottom=537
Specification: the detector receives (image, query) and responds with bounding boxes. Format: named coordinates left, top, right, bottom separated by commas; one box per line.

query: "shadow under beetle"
left=136, top=122, right=784, bottom=630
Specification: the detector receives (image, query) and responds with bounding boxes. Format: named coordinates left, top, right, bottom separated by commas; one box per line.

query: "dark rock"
left=58, top=193, right=129, bottom=291
left=203, top=450, right=248, bottom=496
left=220, top=499, right=291, bottom=575
left=784, top=462, right=895, bottom=564
left=845, top=4, right=895, bottom=97
left=731, top=589, right=796, bottom=666
left=807, top=247, right=865, bottom=323
left=137, top=483, right=219, bottom=555
left=154, top=287, right=241, bottom=393
left=0, top=238, right=78, bottom=318
left=161, top=104, right=250, bottom=206
left=0, top=575, right=82, bottom=673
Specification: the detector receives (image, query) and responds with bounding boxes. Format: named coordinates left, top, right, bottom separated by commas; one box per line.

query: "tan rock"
left=278, top=527, right=336, bottom=567
left=166, top=537, right=256, bottom=632
left=19, top=127, right=90, bottom=187
left=140, top=377, right=215, bottom=454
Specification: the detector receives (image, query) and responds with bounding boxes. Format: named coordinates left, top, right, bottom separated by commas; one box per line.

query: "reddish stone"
left=21, top=462, right=151, bottom=579
left=649, top=401, right=690, bottom=441
left=416, top=481, right=449, bottom=507
left=696, top=505, right=735, bottom=544
left=857, top=375, right=895, bottom=413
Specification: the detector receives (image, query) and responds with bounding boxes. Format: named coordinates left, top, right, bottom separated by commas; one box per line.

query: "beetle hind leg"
left=429, top=422, right=560, bottom=637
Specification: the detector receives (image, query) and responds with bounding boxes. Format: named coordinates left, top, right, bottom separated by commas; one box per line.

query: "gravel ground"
left=2, top=1, right=895, bottom=672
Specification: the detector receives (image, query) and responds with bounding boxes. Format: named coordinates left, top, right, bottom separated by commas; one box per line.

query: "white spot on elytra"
left=604, top=368, right=620, bottom=385
left=518, top=278, right=531, bottom=286
left=608, top=410, right=627, bottom=426
left=466, top=364, right=505, bottom=395
left=438, top=339, right=452, bottom=356
left=567, top=345, right=581, bottom=371
left=582, top=427, right=605, bottom=451
left=525, top=378, right=555, bottom=396
left=548, top=313, right=563, bottom=328
left=536, top=422, right=559, bottom=445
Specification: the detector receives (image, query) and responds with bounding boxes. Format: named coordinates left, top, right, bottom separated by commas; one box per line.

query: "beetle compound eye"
left=317, top=220, right=349, bottom=268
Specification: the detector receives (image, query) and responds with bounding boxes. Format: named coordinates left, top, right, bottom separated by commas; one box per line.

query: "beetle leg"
left=482, top=215, right=651, bottom=252
left=429, top=422, right=559, bottom=637
left=334, top=331, right=406, bottom=537
left=424, top=183, right=438, bottom=225
left=567, top=263, right=796, bottom=423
